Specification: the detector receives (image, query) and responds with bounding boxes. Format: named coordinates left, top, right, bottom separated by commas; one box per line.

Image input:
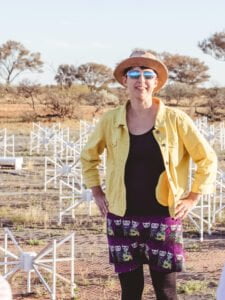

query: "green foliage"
left=26, top=239, right=43, bottom=246
left=177, top=280, right=208, bottom=295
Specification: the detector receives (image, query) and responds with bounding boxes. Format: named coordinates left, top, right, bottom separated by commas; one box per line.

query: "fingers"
left=175, top=199, right=193, bottom=220
left=95, top=196, right=108, bottom=217
left=99, top=202, right=108, bottom=217
left=175, top=203, right=188, bottom=220
left=175, top=207, right=187, bottom=220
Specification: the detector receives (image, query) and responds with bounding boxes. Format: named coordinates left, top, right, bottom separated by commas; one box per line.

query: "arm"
left=80, top=117, right=106, bottom=188
left=91, top=185, right=108, bottom=217
left=178, top=111, right=217, bottom=194
left=175, top=112, right=217, bottom=219
left=80, top=115, right=108, bottom=217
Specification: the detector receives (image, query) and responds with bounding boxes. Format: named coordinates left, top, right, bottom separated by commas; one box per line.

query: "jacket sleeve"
left=80, top=115, right=106, bottom=188
left=178, top=112, right=217, bottom=194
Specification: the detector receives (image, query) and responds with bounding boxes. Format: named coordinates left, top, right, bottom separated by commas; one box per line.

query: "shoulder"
left=98, top=105, right=124, bottom=123
left=164, top=105, right=193, bottom=123
left=102, top=105, right=123, bottom=117
left=163, top=106, right=197, bottom=135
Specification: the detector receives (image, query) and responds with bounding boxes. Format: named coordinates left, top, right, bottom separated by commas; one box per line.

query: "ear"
left=122, top=76, right=127, bottom=87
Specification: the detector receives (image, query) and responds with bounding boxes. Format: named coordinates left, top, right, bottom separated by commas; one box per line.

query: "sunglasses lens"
left=127, top=70, right=156, bottom=79
left=127, top=70, right=140, bottom=79
left=143, top=71, right=156, bottom=79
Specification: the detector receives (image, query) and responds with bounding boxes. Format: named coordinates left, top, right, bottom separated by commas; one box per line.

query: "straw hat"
left=113, top=50, right=168, bottom=92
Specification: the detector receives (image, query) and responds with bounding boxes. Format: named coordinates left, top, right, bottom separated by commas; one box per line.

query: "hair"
left=123, top=66, right=158, bottom=76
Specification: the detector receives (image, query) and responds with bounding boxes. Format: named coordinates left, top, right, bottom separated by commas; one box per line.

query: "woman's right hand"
left=91, top=186, right=108, bottom=217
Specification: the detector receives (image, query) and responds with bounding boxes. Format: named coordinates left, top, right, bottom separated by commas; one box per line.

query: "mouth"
left=135, top=86, right=147, bottom=91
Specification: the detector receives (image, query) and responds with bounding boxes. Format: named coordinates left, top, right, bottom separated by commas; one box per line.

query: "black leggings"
left=118, top=265, right=177, bottom=300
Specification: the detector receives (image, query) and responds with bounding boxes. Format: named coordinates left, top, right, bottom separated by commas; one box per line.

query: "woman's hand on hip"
left=91, top=186, right=108, bottom=217
left=175, top=192, right=200, bottom=220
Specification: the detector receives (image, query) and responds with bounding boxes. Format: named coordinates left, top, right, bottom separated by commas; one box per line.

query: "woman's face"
left=122, top=66, right=158, bottom=101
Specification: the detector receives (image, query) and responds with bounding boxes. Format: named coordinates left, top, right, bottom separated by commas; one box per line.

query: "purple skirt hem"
left=107, top=213, right=185, bottom=273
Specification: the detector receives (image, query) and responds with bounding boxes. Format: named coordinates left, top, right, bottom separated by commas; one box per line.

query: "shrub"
left=160, top=82, right=198, bottom=103
left=177, top=280, right=208, bottom=295
left=21, top=111, right=38, bottom=122
left=79, top=89, right=119, bottom=107
left=41, top=90, right=76, bottom=119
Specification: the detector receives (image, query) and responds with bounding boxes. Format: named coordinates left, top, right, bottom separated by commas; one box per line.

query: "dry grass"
left=0, top=206, right=50, bottom=228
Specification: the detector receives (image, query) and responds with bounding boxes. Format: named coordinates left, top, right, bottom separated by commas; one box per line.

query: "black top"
left=124, top=127, right=169, bottom=216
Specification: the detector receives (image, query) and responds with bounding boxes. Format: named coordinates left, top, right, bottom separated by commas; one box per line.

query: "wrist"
left=91, top=186, right=104, bottom=197
left=189, top=191, right=201, bottom=202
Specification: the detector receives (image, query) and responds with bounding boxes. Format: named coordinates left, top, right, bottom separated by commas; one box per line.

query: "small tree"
left=161, top=53, right=210, bottom=85
left=206, top=87, right=225, bottom=119
left=161, top=82, right=197, bottom=104
left=198, top=31, right=225, bottom=61
left=217, top=88, right=225, bottom=106
left=41, top=90, right=76, bottom=119
left=76, top=63, right=113, bottom=91
left=54, top=64, right=77, bottom=88
left=17, top=79, right=41, bottom=111
left=110, top=87, right=127, bottom=105
left=0, top=40, right=43, bottom=84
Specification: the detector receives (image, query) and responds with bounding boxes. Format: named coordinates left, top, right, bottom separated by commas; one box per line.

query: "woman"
left=80, top=50, right=217, bottom=300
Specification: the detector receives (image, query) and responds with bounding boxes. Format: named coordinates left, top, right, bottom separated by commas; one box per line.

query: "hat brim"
left=113, top=57, right=168, bottom=92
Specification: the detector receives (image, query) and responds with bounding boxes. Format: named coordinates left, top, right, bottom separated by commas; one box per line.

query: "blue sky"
left=0, top=0, right=225, bottom=86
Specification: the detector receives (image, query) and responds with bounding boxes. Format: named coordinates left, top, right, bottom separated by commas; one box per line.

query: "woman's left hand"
left=175, top=192, right=200, bottom=220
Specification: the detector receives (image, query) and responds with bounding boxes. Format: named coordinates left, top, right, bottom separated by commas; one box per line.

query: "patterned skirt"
left=107, top=213, right=184, bottom=273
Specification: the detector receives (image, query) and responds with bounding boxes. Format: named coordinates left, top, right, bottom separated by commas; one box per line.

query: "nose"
left=137, top=72, right=145, bottom=82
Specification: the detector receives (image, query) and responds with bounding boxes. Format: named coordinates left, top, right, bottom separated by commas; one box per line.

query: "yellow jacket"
left=80, top=98, right=217, bottom=217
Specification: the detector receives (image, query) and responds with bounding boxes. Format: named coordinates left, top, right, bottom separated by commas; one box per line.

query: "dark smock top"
left=124, top=127, right=169, bottom=217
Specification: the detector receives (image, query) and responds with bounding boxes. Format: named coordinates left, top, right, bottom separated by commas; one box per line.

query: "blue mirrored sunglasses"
left=127, top=70, right=156, bottom=79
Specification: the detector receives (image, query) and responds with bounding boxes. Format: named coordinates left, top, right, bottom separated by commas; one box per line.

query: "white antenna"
left=0, top=128, right=15, bottom=157
left=59, top=179, right=94, bottom=225
left=0, top=228, right=76, bottom=300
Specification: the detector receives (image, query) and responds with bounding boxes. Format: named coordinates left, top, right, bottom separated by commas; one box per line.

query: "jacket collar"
left=154, top=97, right=166, bottom=129
left=114, top=97, right=166, bottom=128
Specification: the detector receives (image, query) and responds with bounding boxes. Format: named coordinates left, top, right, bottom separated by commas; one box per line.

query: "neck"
left=129, top=96, right=155, bottom=114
